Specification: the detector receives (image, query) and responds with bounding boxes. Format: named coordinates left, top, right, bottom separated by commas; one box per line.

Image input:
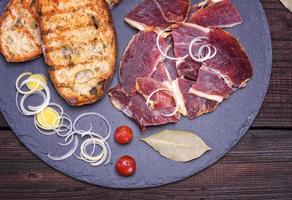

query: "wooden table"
left=0, top=1, right=291, bottom=199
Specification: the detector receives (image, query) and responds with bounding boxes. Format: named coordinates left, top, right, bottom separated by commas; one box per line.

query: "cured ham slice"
left=125, top=0, right=171, bottom=32
left=151, top=62, right=170, bottom=82
left=176, top=57, right=202, bottom=80
left=165, top=59, right=179, bottom=80
left=172, top=24, right=210, bottom=52
left=136, top=77, right=177, bottom=112
left=172, top=23, right=253, bottom=87
left=109, top=2, right=253, bottom=130
left=188, top=0, right=243, bottom=28
left=108, top=85, right=131, bottom=111
left=128, top=95, right=179, bottom=130
left=154, top=0, right=190, bottom=23
left=120, top=31, right=168, bottom=96
left=189, top=65, right=234, bottom=102
left=109, top=86, right=179, bottom=130
left=125, top=0, right=190, bottom=32
left=172, top=23, right=209, bottom=80
left=156, top=44, right=179, bottom=80
left=204, top=28, right=253, bottom=87
left=175, top=78, right=218, bottom=119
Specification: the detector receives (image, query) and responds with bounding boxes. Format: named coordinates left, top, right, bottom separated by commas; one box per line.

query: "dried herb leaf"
left=281, top=0, right=292, bottom=12
left=141, top=130, right=211, bottom=162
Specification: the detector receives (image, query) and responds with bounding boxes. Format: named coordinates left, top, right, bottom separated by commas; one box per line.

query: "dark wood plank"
left=253, top=0, right=292, bottom=128
left=253, top=60, right=292, bottom=128
left=0, top=129, right=291, bottom=199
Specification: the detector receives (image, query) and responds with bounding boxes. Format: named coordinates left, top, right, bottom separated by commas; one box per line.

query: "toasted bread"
left=37, top=0, right=116, bottom=106
left=0, top=0, right=42, bottom=62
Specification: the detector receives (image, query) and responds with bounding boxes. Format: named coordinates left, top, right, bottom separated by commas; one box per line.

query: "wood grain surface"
left=0, top=0, right=291, bottom=199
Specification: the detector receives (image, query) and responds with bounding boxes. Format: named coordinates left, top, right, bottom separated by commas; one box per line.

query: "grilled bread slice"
left=0, top=0, right=42, bottom=62
left=0, top=0, right=119, bottom=63
left=37, top=0, right=117, bottom=106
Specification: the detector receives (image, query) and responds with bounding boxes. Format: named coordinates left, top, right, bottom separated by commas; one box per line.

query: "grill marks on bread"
left=0, top=0, right=120, bottom=63
left=38, top=0, right=116, bottom=106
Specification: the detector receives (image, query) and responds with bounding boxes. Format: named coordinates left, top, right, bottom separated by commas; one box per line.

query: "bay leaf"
left=281, top=0, right=292, bottom=12
left=141, top=130, right=211, bottom=162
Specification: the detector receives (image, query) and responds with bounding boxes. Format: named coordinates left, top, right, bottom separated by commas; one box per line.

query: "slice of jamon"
left=172, top=23, right=253, bottom=87
left=152, top=40, right=180, bottom=80
left=125, top=0, right=171, bottom=32
left=109, top=86, right=179, bottom=130
left=172, top=23, right=209, bottom=80
left=108, top=85, right=131, bottom=111
left=154, top=0, right=190, bottom=23
left=161, top=45, right=180, bottom=80
left=176, top=57, right=201, bottom=80
left=128, top=95, right=179, bottom=130
left=119, top=31, right=168, bottom=96
left=188, top=0, right=243, bottom=28
left=136, top=77, right=177, bottom=112
left=165, top=58, right=179, bottom=80
left=125, top=0, right=190, bottom=32
left=175, top=78, right=218, bottom=119
left=151, top=62, right=170, bottom=82
left=172, top=23, right=210, bottom=50
left=189, top=65, right=234, bottom=102
left=205, top=28, right=253, bottom=87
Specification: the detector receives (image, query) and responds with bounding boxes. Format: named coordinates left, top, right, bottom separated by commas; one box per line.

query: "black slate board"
left=0, top=0, right=272, bottom=188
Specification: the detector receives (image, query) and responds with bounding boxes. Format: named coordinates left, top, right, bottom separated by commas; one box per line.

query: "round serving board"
left=0, top=0, right=272, bottom=188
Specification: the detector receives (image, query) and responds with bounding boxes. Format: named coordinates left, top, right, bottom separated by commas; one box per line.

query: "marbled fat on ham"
left=188, top=0, right=243, bottom=28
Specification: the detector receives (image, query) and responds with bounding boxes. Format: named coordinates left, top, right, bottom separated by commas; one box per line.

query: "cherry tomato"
left=114, top=126, right=133, bottom=145
left=115, top=155, right=136, bottom=177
